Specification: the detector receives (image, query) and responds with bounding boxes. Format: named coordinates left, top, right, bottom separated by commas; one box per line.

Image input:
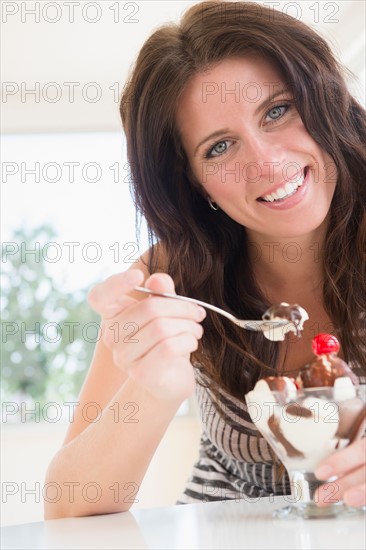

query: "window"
left=2, top=131, right=150, bottom=423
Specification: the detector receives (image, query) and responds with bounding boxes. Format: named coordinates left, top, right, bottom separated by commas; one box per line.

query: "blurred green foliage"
left=1, top=225, right=100, bottom=421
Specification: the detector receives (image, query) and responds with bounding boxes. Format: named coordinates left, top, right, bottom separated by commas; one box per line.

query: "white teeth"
left=276, top=188, right=287, bottom=199
left=292, top=173, right=305, bottom=185
left=285, top=182, right=295, bottom=194
left=261, top=171, right=305, bottom=202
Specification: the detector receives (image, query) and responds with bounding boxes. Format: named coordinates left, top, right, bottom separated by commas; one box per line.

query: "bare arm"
left=44, top=255, right=205, bottom=519
left=44, top=375, right=183, bottom=518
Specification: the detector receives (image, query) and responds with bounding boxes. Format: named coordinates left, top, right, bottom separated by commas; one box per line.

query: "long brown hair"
left=120, top=1, right=366, bottom=404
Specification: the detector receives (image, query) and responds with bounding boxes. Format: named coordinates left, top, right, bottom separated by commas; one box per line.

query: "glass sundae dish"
left=246, top=334, right=366, bottom=519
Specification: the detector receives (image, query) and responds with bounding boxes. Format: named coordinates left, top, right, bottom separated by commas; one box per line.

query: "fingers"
left=105, top=307, right=204, bottom=366
left=118, top=294, right=204, bottom=330
left=129, top=332, right=200, bottom=377
left=88, top=269, right=144, bottom=318
left=89, top=270, right=204, bottom=402
left=344, top=483, right=366, bottom=507
left=144, top=272, right=176, bottom=294
left=315, top=464, right=366, bottom=507
left=116, top=318, right=203, bottom=365
left=315, top=438, right=366, bottom=479
left=315, top=439, right=366, bottom=507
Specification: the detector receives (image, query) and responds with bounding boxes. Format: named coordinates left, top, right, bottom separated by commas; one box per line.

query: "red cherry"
left=312, top=334, right=340, bottom=355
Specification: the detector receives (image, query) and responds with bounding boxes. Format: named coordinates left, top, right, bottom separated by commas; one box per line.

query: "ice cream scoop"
left=297, top=334, right=359, bottom=399
left=261, top=302, right=309, bottom=341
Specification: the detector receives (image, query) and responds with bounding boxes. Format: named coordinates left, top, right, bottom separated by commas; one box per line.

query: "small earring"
left=208, top=197, right=219, bottom=211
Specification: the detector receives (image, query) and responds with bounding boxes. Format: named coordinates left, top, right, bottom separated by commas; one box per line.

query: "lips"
left=257, top=167, right=308, bottom=203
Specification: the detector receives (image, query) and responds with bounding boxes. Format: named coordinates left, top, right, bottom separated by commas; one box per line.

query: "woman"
left=44, top=1, right=366, bottom=518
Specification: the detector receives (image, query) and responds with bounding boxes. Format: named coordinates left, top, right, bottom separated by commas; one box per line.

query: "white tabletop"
left=1, top=497, right=365, bottom=550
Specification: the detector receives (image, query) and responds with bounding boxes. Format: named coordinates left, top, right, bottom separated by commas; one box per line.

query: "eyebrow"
left=194, top=88, right=290, bottom=155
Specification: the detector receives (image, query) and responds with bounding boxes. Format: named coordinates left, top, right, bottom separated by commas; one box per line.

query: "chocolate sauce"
left=268, top=414, right=304, bottom=458
left=285, top=403, right=313, bottom=418
left=298, top=355, right=359, bottom=388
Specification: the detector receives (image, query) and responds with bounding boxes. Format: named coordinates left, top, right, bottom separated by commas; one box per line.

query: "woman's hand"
left=315, top=438, right=366, bottom=507
left=88, top=268, right=206, bottom=403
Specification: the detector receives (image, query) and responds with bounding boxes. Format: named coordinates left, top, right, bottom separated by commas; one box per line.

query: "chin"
left=271, top=212, right=331, bottom=240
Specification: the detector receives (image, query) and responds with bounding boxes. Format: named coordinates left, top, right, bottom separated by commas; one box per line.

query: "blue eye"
left=266, top=104, right=289, bottom=122
left=205, top=140, right=229, bottom=159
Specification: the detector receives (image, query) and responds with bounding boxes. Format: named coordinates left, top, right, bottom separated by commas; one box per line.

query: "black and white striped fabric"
left=177, top=372, right=291, bottom=504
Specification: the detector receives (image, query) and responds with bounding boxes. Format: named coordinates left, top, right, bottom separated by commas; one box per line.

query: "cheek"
left=198, top=169, right=240, bottom=200
left=196, top=156, right=250, bottom=196
left=313, top=152, right=338, bottom=190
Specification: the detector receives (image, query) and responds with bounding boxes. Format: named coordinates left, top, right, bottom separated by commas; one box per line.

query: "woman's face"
left=176, top=55, right=337, bottom=240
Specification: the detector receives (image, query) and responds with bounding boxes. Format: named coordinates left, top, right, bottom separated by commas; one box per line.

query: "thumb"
left=88, top=268, right=144, bottom=317
left=144, top=272, right=176, bottom=294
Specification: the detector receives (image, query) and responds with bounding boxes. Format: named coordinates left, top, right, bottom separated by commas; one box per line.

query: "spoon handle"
left=133, top=286, right=286, bottom=331
left=134, top=286, right=237, bottom=321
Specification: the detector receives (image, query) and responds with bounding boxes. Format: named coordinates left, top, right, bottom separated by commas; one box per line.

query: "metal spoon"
left=134, top=286, right=292, bottom=338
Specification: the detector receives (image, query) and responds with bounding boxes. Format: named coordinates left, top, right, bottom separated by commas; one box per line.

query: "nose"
left=242, top=133, right=288, bottom=184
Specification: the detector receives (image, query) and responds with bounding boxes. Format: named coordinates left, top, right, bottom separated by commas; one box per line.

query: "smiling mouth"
left=257, top=167, right=308, bottom=203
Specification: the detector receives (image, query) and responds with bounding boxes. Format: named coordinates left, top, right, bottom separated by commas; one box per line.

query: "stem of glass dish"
left=289, top=471, right=323, bottom=503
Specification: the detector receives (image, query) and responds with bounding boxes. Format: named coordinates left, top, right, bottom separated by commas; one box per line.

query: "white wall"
left=2, top=1, right=365, bottom=134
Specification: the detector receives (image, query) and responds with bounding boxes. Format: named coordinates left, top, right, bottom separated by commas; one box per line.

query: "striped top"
left=177, top=371, right=291, bottom=504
